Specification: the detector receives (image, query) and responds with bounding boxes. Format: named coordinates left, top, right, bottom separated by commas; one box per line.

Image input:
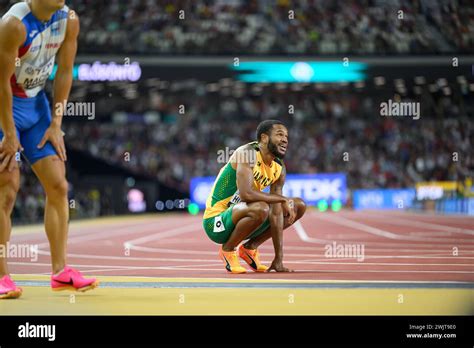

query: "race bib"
left=227, top=191, right=241, bottom=207
left=16, top=57, right=55, bottom=90
left=213, top=216, right=225, bottom=233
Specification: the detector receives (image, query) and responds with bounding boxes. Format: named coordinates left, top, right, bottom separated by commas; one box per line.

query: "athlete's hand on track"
left=0, top=134, right=22, bottom=172
left=267, top=259, right=294, bottom=272
left=282, top=198, right=296, bottom=225
left=37, top=125, right=67, bottom=162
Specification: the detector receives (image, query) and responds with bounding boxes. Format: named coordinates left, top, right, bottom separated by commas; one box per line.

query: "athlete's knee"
left=44, top=178, right=68, bottom=200
left=0, top=177, right=19, bottom=212
left=247, top=201, right=270, bottom=223
left=293, top=197, right=306, bottom=219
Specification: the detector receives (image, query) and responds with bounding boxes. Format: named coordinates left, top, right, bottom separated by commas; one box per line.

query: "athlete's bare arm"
left=0, top=17, right=26, bottom=172
left=37, top=10, right=79, bottom=162
left=269, top=165, right=286, bottom=259
left=235, top=145, right=289, bottom=205
left=267, top=164, right=295, bottom=272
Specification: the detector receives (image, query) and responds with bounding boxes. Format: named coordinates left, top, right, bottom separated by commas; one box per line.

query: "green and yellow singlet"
left=203, top=142, right=283, bottom=219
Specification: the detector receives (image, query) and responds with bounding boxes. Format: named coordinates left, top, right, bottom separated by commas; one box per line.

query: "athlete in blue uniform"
left=0, top=0, right=98, bottom=299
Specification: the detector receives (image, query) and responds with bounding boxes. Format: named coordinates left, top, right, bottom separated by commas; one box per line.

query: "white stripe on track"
left=124, top=223, right=200, bottom=247
left=355, top=211, right=474, bottom=235
left=317, top=214, right=473, bottom=243
left=11, top=262, right=474, bottom=274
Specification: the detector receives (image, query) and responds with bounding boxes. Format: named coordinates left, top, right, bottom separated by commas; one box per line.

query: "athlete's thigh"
left=20, top=99, right=57, bottom=167
left=30, top=155, right=66, bottom=193
left=230, top=202, right=250, bottom=223
left=203, top=206, right=235, bottom=244
left=283, top=197, right=306, bottom=223
left=0, top=129, right=21, bottom=195
left=0, top=166, right=20, bottom=196
left=231, top=201, right=270, bottom=225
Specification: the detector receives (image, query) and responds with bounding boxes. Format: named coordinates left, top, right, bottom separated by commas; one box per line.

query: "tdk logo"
left=283, top=178, right=344, bottom=201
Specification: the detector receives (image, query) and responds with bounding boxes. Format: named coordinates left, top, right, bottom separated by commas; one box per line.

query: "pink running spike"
left=0, top=275, right=22, bottom=299
left=51, top=266, right=99, bottom=292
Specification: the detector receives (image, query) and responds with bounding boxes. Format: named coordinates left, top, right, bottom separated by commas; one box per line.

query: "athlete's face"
left=266, top=124, right=288, bottom=158
left=37, top=0, right=65, bottom=11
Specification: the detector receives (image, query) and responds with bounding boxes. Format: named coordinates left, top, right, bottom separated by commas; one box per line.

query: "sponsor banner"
left=190, top=173, right=347, bottom=209
left=436, top=198, right=474, bottom=216
left=353, top=188, right=416, bottom=210
left=49, top=61, right=142, bottom=81
left=415, top=181, right=457, bottom=200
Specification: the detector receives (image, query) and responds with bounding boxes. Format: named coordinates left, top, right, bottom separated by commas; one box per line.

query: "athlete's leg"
left=222, top=201, right=270, bottom=252
left=0, top=164, right=20, bottom=277
left=243, top=197, right=306, bottom=250
left=31, top=155, right=68, bottom=274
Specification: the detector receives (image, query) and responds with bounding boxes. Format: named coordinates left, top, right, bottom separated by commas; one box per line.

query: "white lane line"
left=355, top=211, right=474, bottom=235
left=12, top=258, right=473, bottom=268
left=9, top=262, right=149, bottom=269
left=317, top=214, right=473, bottom=243
left=260, top=244, right=474, bottom=253
left=126, top=244, right=474, bottom=259
left=293, top=217, right=446, bottom=246
left=298, top=261, right=474, bottom=267
left=363, top=209, right=474, bottom=221
left=32, top=249, right=474, bottom=264
left=294, top=217, right=471, bottom=246
left=36, top=220, right=178, bottom=248
left=70, top=267, right=474, bottom=274
left=34, top=265, right=222, bottom=275
left=124, top=222, right=200, bottom=247
left=293, top=220, right=328, bottom=244
left=409, top=232, right=453, bottom=237
left=11, top=263, right=473, bottom=274
left=299, top=255, right=474, bottom=261
left=35, top=249, right=218, bottom=263
left=13, top=272, right=472, bottom=284
left=36, top=247, right=474, bottom=264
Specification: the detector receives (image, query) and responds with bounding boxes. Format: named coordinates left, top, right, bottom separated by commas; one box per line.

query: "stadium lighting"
left=331, top=199, right=342, bottom=212
left=188, top=203, right=200, bottom=215
left=318, top=200, right=329, bottom=212
left=231, top=61, right=367, bottom=83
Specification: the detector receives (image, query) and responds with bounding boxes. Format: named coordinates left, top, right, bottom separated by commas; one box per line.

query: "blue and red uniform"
left=1, top=2, right=69, bottom=164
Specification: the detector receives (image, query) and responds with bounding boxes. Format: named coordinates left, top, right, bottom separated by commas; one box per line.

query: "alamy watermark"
left=216, top=147, right=256, bottom=164
left=55, top=101, right=95, bottom=120
left=0, top=242, right=38, bottom=262
left=380, top=99, right=420, bottom=120
left=18, top=322, right=55, bottom=341
left=324, top=241, right=365, bottom=262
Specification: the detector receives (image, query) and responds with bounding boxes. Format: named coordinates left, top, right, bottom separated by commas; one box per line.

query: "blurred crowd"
left=1, top=0, right=473, bottom=55
left=73, top=0, right=474, bottom=55
left=2, top=0, right=473, bottom=223
left=12, top=79, right=473, bottom=223
left=60, top=79, right=474, bottom=193
left=12, top=161, right=105, bottom=223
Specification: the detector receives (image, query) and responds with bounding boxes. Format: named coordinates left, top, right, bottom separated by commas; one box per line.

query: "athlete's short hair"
left=256, top=119, right=286, bottom=142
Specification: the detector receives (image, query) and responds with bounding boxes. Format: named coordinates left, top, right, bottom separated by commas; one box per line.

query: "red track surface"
left=9, top=210, right=474, bottom=282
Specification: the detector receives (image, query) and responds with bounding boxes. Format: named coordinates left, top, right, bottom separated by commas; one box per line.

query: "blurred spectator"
left=1, top=0, right=472, bottom=55
left=60, top=79, right=474, bottom=193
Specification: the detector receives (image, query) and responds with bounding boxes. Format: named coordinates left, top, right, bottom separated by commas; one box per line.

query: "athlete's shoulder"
left=60, top=4, right=70, bottom=13
left=0, top=12, right=26, bottom=46
left=274, top=156, right=284, bottom=166
left=2, top=2, right=30, bottom=21
left=230, top=142, right=258, bottom=167
left=237, top=141, right=258, bottom=153
left=48, top=4, right=71, bottom=22
left=237, top=142, right=258, bottom=159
